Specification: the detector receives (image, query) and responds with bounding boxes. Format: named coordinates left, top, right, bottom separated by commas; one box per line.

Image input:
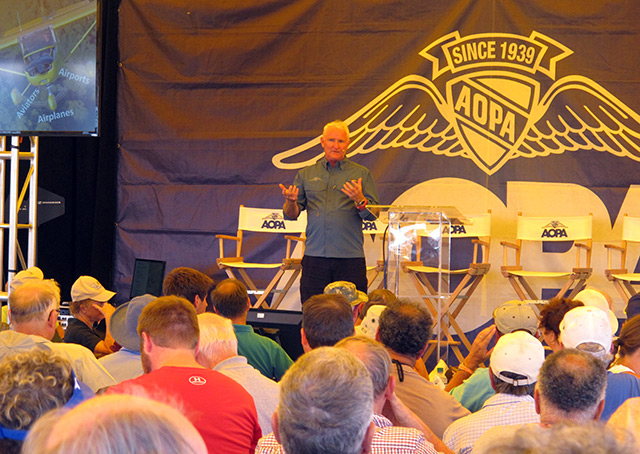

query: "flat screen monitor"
left=0, top=0, right=99, bottom=136
left=130, top=259, right=166, bottom=299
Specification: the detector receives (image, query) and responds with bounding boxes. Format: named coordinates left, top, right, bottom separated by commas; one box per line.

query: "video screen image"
left=0, top=0, right=98, bottom=135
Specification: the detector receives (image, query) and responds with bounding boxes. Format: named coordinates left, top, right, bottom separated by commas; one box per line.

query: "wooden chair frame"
left=403, top=212, right=491, bottom=364
left=216, top=206, right=306, bottom=309
left=605, top=214, right=640, bottom=301
left=501, top=213, right=592, bottom=302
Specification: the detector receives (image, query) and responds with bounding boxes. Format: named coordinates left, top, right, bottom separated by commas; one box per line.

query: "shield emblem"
left=446, top=71, right=540, bottom=174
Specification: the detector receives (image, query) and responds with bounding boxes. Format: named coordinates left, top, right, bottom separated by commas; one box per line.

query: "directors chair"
left=403, top=212, right=491, bottom=363
left=501, top=213, right=592, bottom=302
left=216, top=205, right=306, bottom=309
left=605, top=214, right=640, bottom=301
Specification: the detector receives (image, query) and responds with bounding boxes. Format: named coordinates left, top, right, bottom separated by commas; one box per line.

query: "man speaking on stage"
left=279, top=120, right=380, bottom=303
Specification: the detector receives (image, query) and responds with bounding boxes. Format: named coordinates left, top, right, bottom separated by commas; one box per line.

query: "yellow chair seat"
left=219, top=261, right=281, bottom=269
left=611, top=273, right=640, bottom=282
left=506, top=270, right=571, bottom=278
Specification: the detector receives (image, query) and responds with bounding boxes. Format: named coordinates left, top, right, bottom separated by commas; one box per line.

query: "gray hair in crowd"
left=537, top=349, right=606, bottom=422
left=335, top=335, right=391, bottom=399
left=22, top=393, right=207, bottom=454
left=482, top=422, right=634, bottom=454
left=277, top=347, right=373, bottom=454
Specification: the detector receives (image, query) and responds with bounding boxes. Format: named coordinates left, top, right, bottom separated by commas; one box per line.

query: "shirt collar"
left=322, top=156, right=347, bottom=170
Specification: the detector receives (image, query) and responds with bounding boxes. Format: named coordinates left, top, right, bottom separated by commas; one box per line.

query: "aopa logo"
left=262, top=213, right=286, bottom=229
left=363, top=220, right=378, bottom=231
left=273, top=31, right=640, bottom=175
left=443, top=224, right=467, bottom=235
left=541, top=220, right=568, bottom=238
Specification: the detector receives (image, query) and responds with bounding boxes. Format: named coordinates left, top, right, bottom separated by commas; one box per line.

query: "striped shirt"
left=256, top=414, right=439, bottom=454
left=443, top=393, right=540, bottom=454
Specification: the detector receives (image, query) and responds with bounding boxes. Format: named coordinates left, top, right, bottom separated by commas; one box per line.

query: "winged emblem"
left=273, top=32, right=640, bottom=175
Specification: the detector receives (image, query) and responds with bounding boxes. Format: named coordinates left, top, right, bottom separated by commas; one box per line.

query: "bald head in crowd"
left=536, top=348, right=607, bottom=424
left=8, top=280, right=61, bottom=340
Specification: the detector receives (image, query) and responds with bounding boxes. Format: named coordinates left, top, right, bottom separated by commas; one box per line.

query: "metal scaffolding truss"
left=0, top=136, right=38, bottom=302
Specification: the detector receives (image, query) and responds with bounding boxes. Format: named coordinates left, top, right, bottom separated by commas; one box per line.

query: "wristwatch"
left=355, top=199, right=367, bottom=209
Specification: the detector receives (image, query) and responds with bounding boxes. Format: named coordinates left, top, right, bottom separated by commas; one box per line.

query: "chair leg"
left=253, top=268, right=286, bottom=309
left=269, top=269, right=302, bottom=310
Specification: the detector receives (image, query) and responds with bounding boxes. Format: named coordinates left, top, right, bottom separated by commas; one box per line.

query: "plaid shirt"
left=256, top=414, right=439, bottom=454
left=443, top=393, right=540, bottom=454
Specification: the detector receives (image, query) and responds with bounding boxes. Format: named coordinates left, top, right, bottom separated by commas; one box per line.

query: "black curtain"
left=36, top=0, right=119, bottom=300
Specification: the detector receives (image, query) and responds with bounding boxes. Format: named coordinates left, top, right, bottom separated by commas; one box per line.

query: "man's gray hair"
left=9, top=280, right=60, bottom=324
left=335, top=335, right=391, bottom=399
left=278, top=347, right=373, bottom=454
left=482, top=422, right=634, bottom=454
left=323, top=120, right=349, bottom=137
left=196, top=313, right=238, bottom=368
left=537, top=349, right=606, bottom=423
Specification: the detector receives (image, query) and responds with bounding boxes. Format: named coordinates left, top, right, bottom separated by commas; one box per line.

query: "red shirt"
left=108, top=366, right=261, bottom=453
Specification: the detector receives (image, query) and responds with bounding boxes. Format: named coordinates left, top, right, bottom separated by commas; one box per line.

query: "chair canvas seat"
left=406, top=265, right=470, bottom=275
left=502, top=213, right=592, bottom=301
left=610, top=273, right=640, bottom=281
left=507, top=270, right=571, bottom=278
left=219, top=261, right=282, bottom=269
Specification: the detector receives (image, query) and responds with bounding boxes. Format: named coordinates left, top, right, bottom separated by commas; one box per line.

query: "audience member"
left=64, top=275, right=119, bottom=356
left=2, top=267, right=44, bottom=325
left=538, top=297, right=584, bottom=352
left=559, top=305, right=640, bottom=420
left=443, top=331, right=544, bottom=454
left=610, top=314, right=640, bottom=377
left=162, top=267, right=213, bottom=314
left=196, top=312, right=279, bottom=434
left=272, top=347, right=374, bottom=454
left=625, top=294, right=640, bottom=320
left=480, top=422, right=633, bottom=454
left=574, top=288, right=619, bottom=334
left=0, top=350, right=93, bottom=454
left=607, top=397, right=640, bottom=449
left=257, top=336, right=450, bottom=454
left=355, top=304, right=386, bottom=338
left=377, top=300, right=469, bottom=438
left=0, top=280, right=115, bottom=392
left=357, top=288, right=396, bottom=324
left=211, top=279, right=293, bottom=380
left=99, top=294, right=156, bottom=382
left=324, top=280, right=368, bottom=319
left=301, top=293, right=355, bottom=351
left=473, top=348, right=607, bottom=453
left=107, top=295, right=261, bottom=453
left=447, top=300, right=538, bottom=412
left=22, top=394, right=207, bottom=454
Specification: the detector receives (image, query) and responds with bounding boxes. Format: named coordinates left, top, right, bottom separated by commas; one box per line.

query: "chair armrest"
left=285, top=235, right=305, bottom=242
left=574, top=242, right=591, bottom=251
left=216, top=234, right=240, bottom=241
left=500, top=241, right=520, bottom=250
left=472, top=239, right=490, bottom=247
left=604, top=243, right=625, bottom=252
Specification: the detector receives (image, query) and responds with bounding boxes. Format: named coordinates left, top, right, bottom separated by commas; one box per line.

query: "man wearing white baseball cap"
left=559, top=305, right=640, bottom=420
left=443, top=331, right=545, bottom=454
left=64, top=276, right=119, bottom=357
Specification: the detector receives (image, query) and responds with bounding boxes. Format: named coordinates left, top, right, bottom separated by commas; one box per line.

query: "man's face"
left=321, top=125, right=350, bottom=165
left=84, top=300, right=106, bottom=324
